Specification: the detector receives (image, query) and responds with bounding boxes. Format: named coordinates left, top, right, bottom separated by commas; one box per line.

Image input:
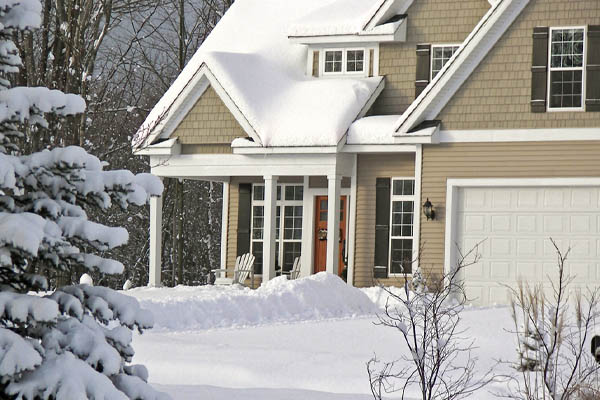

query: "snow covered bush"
left=0, top=1, right=168, bottom=398
left=367, top=244, right=492, bottom=400
left=507, top=239, right=600, bottom=400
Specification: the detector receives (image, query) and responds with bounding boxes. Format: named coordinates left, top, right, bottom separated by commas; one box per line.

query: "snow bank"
left=127, top=273, right=379, bottom=331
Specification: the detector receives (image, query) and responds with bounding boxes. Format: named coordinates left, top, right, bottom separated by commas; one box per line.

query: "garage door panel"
left=490, top=261, right=511, bottom=279
left=516, top=215, right=536, bottom=233
left=456, top=186, right=600, bottom=306
left=516, top=238, right=538, bottom=258
left=491, top=215, right=511, bottom=232
left=516, top=262, right=539, bottom=279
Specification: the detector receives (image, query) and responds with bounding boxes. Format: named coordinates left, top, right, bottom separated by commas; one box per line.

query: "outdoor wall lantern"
left=423, top=198, right=435, bottom=220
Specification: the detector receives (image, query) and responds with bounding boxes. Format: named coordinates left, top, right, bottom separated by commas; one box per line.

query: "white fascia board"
left=233, top=146, right=338, bottom=154
left=393, top=0, right=529, bottom=135
left=357, top=77, right=386, bottom=119
left=134, top=138, right=181, bottom=156
left=138, top=64, right=263, bottom=149
left=341, top=144, right=417, bottom=153
left=439, top=128, right=600, bottom=142
left=149, top=153, right=355, bottom=178
left=364, top=0, right=413, bottom=31
left=288, top=19, right=406, bottom=45
left=136, top=74, right=209, bottom=150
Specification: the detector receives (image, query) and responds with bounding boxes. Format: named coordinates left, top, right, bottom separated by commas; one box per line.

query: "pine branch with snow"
left=0, top=1, right=168, bottom=398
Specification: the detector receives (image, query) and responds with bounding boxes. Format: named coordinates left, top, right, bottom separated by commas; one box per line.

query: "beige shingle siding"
left=420, top=141, right=600, bottom=277
left=353, top=154, right=415, bottom=287
left=170, top=85, right=247, bottom=150
left=372, top=0, right=490, bottom=115
left=438, top=0, right=600, bottom=129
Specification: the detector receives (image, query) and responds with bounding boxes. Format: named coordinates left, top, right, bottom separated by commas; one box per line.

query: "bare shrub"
left=367, top=243, right=493, bottom=400
left=504, top=239, right=600, bottom=399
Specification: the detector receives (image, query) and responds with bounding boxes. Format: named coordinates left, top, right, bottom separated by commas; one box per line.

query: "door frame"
left=302, top=186, right=352, bottom=280
left=444, top=178, right=600, bottom=279
left=313, top=195, right=349, bottom=275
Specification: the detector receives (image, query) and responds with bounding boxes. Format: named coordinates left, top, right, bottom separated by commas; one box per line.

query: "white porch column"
left=263, top=175, right=278, bottom=282
left=326, top=174, right=341, bottom=275
left=219, top=181, right=230, bottom=276
left=149, top=191, right=163, bottom=287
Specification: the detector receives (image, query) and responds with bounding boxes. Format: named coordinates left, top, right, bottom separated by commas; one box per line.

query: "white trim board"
left=439, top=128, right=600, bottom=142
left=443, top=177, right=600, bottom=279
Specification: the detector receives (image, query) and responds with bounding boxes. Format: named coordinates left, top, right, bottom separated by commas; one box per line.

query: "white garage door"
left=455, top=186, right=600, bottom=306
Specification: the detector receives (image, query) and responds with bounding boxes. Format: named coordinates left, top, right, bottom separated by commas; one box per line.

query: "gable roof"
left=134, top=0, right=384, bottom=149
left=392, top=0, right=530, bottom=135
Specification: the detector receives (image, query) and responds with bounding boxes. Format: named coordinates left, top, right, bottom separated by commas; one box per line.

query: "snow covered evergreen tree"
left=0, top=1, right=168, bottom=398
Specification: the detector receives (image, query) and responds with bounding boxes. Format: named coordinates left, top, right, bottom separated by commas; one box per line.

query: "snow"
left=0, top=87, right=85, bottom=125
left=288, top=0, right=387, bottom=37
left=0, top=328, right=42, bottom=376
left=128, top=273, right=378, bottom=331
left=1, top=0, right=42, bottom=30
left=79, top=273, right=94, bottom=286
left=127, top=274, right=521, bottom=399
left=136, top=0, right=383, bottom=148
left=346, top=115, right=399, bottom=144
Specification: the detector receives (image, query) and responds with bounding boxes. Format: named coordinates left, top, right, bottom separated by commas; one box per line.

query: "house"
left=133, top=0, right=600, bottom=306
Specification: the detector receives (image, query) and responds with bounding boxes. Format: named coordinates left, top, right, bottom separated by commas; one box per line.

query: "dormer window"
left=323, top=48, right=367, bottom=76
left=324, top=51, right=343, bottom=73
left=346, top=50, right=365, bottom=72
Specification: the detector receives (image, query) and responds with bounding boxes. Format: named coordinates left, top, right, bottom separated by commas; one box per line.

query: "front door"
left=314, top=196, right=347, bottom=275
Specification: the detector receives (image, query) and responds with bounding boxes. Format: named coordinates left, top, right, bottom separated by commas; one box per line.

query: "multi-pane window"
left=324, top=51, right=343, bottom=73
left=251, top=184, right=303, bottom=275
left=431, top=45, right=459, bottom=79
left=346, top=50, right=364, bottom=73
left=549, top=27, right=585, bottom=109
left=390, top=179, right=415, bottom=275
left=323, top=49, right=366, bottom=75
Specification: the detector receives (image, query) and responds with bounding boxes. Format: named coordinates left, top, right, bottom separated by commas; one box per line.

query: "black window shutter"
left=374, top=178, right=391, bottom=279
left=586, top=25, right=600, bottom=111
left=531, top=27, right=549, bottom=113
left=237, top=184, right=252, bottom=256
left=415, top=44, right=431, bottom=98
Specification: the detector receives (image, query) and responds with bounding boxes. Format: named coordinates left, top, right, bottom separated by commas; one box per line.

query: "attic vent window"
left=324, top=51, right=343, bottom=73
left=431, top=45, right=460, bottom=79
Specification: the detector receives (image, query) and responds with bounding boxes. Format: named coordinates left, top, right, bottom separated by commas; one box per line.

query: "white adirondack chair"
left=282, top=257, right=301, bottom=280
left=212, top=253, right=255, bottom=287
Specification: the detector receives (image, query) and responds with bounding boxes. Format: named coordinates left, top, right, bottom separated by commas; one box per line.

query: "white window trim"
left=547, top=26, right=587, bottom=112
left=251, top=184, right=304, bottom=276
left=430, top=44, right=461, bottom=81
left=345, top=48, right=367, bottom=75
left=321, top=47, right=369, bottom=77
left=323, top=49, right=344, bottom=76
left=388, top=177, right=416, bottom=277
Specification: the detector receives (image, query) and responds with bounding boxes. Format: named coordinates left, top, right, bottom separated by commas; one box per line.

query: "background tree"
left=14, top=0, right=234, bottom=288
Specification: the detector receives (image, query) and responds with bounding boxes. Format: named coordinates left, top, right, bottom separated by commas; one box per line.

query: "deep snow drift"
left=128, top=273, right=518, bottom=399
left=127, top=273, right=379, bottom=331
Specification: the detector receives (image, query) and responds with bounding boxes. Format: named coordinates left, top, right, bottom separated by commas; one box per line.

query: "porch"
left=147, top=151, right=359, bottom=286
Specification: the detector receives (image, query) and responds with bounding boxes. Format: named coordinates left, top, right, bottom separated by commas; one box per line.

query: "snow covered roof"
left=288, top=0, right=413, bottom=41
left=134, top=0, right=385, bottom=149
